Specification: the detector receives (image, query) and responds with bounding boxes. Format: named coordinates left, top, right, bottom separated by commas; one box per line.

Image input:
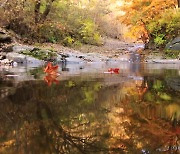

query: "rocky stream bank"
left=0, top=28, right=180, bottom=67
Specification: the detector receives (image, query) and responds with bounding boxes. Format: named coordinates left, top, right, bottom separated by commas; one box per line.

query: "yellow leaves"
left=118, top=0, right=177, bottom=41
left=0, top=139, right=16, bottom=152
left=165, top=103, right=180, bottom=121
left=124, top=24, right=149, bottom=43
left=119, top=0, right=177, bottom=25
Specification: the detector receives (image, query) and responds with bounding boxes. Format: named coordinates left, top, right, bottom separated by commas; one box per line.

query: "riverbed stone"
left=152, top=59, right=180, bottom=64
left=25, top=56, right=44, bottom=64
left=65, top=56, right=84, bottom=63
left=12, top=45, right=34, bottom=53
left=6, top=52, right=26, bottom=63
left=6, top=52, right=44, bottom=64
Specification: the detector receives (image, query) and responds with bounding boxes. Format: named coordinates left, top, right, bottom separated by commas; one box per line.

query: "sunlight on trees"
left=118, top=0, right=180, bottom=47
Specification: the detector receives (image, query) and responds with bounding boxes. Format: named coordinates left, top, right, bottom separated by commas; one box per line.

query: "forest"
left=0, top=0, right=179, bottom=50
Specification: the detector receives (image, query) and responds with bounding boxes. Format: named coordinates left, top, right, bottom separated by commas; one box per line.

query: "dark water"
left=0, top=62, right=180, bottom=154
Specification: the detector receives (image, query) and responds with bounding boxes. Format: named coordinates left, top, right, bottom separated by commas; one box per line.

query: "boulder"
left=12, top=45, right=34, bottom=53
left=166, top=37, right=180, bottom=51
left=25, top=56, right=44, bottom=65
left=6, top=52, right=26, bottom=63
left=6, top=52, right=44, bottom=65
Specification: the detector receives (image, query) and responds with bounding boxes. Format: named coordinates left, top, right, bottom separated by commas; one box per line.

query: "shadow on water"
left=0, top=62, right=180, bottom=153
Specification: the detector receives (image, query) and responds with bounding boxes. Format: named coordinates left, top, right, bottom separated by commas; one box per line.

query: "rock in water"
left=6, top=52, right=26, bottom=63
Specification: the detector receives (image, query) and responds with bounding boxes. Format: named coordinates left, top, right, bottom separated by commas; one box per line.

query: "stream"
left=0, top=61, right=180, bottom=153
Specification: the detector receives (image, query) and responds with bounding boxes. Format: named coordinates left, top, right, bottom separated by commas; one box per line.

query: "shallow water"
left=0, top=62, right=180, bottom=154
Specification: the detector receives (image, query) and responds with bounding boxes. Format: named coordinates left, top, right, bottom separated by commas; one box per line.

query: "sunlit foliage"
left=0, top=0, right=104, bottom=46
left=119, top=0, right=179, bottom=47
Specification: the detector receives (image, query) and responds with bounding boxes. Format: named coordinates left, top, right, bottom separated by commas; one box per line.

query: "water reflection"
left=0, top=63, right=180, bottom=153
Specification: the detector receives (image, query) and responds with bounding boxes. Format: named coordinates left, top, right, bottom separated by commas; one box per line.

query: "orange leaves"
left=119, top=0, right=177, bottom=41
left=44, top=62, right=59, bottom=86
left=44, top=62, right=58, bottom=75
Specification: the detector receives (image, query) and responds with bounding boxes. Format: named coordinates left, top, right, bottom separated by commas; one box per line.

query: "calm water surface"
left=0, top=62, right=180, bottom=154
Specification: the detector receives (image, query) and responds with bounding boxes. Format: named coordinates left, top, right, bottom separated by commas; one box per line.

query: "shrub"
left=165, top=50, right=180, bottom=59
left=79, top=19, right=102, bottom=45
left=62, top=36, right=74, bottom=47
left=36, top=23, right=66, bottom=43
left=154, top=34, right=166, bottom=46
left=147, top=8, right=180, bottom=47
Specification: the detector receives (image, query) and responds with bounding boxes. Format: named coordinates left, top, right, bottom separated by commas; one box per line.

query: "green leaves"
left=154, top=34, right=166, bottom=46
left=147, top=8, right=180, bottom=47
left=159, top=92, right=171, bottom=101
left=153, top=80, right=163, bottom=90
left=79, top=19, right=102, bottom=45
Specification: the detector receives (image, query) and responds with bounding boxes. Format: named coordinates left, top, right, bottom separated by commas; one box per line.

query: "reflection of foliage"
left=144, top=78, right=172, bottom=103
left=0, top=75, right=180, bottom=153
left=82, top=83, right=101, bottom=104
left=65, top=81, right=76, bottom=88
left=29, top=67, right=44, bottom=79
left=0, top=79, right=121, bottom=153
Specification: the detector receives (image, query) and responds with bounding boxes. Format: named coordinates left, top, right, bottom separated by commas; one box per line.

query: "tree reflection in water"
left=0, top=74, right=179, bottom=153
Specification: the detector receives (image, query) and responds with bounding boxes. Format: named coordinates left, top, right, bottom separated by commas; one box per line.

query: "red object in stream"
left=44, top=62, right=58, bottom=75
left=108, top=68, right=120, bottom=74
left=43, top=62, right=59, bottom=86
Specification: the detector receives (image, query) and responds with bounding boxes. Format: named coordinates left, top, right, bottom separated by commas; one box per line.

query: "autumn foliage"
left=44, top=62, right=58, bottom=75
left=119, top=0, right=179, bottom=47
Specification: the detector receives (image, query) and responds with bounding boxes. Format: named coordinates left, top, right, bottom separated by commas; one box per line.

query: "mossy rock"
left=20, top=48, right=57, bottom=61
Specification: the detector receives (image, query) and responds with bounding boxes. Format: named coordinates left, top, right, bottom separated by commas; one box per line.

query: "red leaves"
left=104, top=68, right=120, bottom=74
left=44, top=62, right=59, bottom=86
left=107, top=68, right=120, bottom=74
left=44, top=62, right=58, bottom=75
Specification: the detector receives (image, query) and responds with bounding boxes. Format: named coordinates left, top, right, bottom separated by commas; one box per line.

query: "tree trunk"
left=34, top=0, right=41, bottom=24
left=34, top=0, right=55, bottom=24
left=178, top=0, right=180, bottom=8
left=40, top=0, right=54, bottom=22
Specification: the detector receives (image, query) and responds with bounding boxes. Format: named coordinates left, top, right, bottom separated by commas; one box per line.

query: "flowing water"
left=0, top=62, right=180, bottom=154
